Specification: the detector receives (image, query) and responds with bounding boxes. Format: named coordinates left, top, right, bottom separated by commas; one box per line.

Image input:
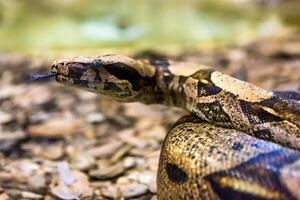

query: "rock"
left=13, top=85, right=53, bottom=108
left=89, top=162, right=125, bottom=180
left=118, top=129, right=147, bottom=148
left=0, top=192, right=9, bottom=200
left=23, top=142, right=65, bottom=160
left=0, top=172, right=12, bottom=181
left=57, top=162, right=76, bottom=185
left=28, top=174, right=46, bottom=190
left=139, top=125, right=166, bottom=141
left=121, top=183, right=148, bottom=199
left=0, top=130, right=26, bottom=150
left=27, top=118, right=85, bottom=137
left=51, top=185, right=81, bottom=200
left=40, top=142, right=64, bottom=160
left=19, top=160, right=39, bottom=175
left=51, top=162, right=92, bottom=200
left=0, top=85, right=24, bottom=101
left=86, top=112, right=105, bottom=124
left=123, top=157, right=138, bottom=168
left=0, top=111, right=13, bottom=124
left=29, top=111, right=50, bottom=123
left=111, top=144, right=132, bottom=162
left=146, top=150, right=161, bottom=171
left=86, top=141, right=123, bottom=158
left=21, top=191, right=43, bottom=199
left=0, top=140, right=16, bottom=151
left=76, top=90, right=97, bottom=101
left=101, top=185, right=121, bottom=199
left=55, top=94, right=76, bottom=109
left=0, top=130, right=25, bottom=141
left=124, top=103, right=163, bottom=120
left=127, top=170, right=157, bottom=193
left=43, top=195, right=55, bottom=200
left=70, top=152, right=95, bottom=171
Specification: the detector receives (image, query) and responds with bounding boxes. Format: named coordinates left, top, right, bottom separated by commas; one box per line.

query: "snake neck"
left=151, top=61, right=300, bottom=130
left=153, top=68, right=187, bottom=108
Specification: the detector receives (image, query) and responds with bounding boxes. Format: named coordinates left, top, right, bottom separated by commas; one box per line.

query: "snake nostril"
left=51, top=66, right=58, bottom=73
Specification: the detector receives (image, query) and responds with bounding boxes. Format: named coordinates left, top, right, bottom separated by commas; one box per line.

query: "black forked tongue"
left=31, top=71, right=58, bottom=81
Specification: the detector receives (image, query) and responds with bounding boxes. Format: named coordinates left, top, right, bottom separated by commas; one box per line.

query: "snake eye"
left=102, top=63, right=143, bottom=91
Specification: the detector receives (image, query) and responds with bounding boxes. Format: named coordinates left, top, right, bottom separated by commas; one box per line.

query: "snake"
left=48, top=54, right=300, bottom=200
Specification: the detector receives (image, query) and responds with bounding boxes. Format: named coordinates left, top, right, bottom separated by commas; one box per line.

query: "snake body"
left=52, top=54, right=300, bottom=200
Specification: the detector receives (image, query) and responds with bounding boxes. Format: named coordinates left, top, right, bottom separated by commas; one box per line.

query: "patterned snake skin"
left=51, top=54, right=300, bottom=200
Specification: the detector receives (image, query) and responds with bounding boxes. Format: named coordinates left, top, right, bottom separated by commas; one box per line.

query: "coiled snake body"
left=51, top=54, right=300, bottom=200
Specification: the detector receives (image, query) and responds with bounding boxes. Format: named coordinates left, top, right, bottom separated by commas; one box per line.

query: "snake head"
left=52, top=54, right=156, bottom=102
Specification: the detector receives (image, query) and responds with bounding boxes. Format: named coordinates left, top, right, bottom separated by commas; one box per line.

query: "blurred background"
left=0, top=1, right=300, bottom=199
left=1, top=0, right=300, bottom=54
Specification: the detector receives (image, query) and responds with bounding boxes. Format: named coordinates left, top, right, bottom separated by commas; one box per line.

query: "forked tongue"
left=30, top=71, right=58, bottom=81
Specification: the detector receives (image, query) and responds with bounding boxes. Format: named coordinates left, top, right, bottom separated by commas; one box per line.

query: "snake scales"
left=50, top=54, right=300, bottom=200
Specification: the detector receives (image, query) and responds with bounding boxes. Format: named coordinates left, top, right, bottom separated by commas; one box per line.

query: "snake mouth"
left=56, top=73, right=136, bottom=99
left=55, top=74, right=89, bottom=88
left=56, top=74, right=106, bottom=93
left=55, top=74, right=71, bottom=84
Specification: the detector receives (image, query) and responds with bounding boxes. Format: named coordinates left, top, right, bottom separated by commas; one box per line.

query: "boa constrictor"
left=51, top=54, right=300, bottom=200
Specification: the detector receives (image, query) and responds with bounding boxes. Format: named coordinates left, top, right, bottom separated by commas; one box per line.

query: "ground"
left=0, top=35, right=299, bottom=199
